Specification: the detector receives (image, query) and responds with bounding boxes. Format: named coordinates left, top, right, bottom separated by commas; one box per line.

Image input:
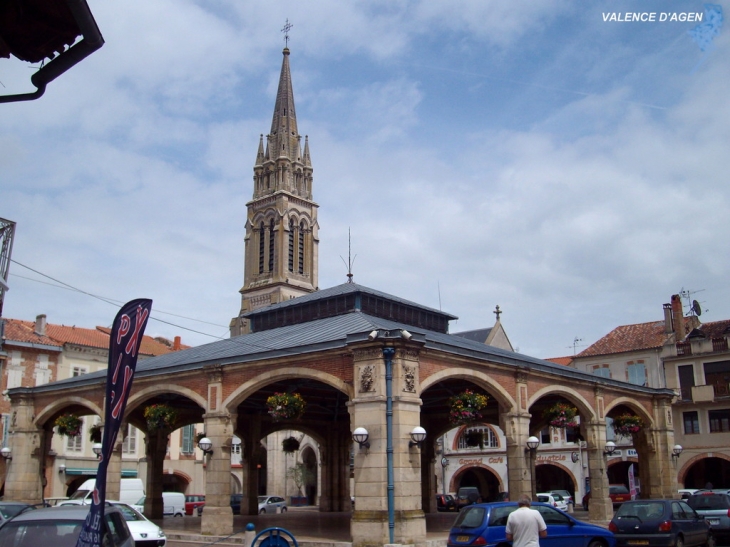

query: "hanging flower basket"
left=266, top=393, right=306, bottom=422
left=143, top=404, right=177, bottom=432
left=89, top=424, right=102, bottom=443
left=55, top=414, right=82, bottom=437
left=448, top=390, right=489, bottom=425
left=464, top=430, right=484, bottom=448
left=542, top=403, right=578, bottom=429
left=612, top=414, right=644, bottom=437
left=282, top=436, right=301, bottom=453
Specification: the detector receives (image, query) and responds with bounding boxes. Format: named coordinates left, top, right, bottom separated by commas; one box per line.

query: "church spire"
left=269, top=47, right=299, bottom=162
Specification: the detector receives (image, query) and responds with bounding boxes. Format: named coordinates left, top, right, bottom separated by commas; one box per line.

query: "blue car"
left=448, top=501, right=616, bottom=547
left=609, top=499, right=713, bottom=547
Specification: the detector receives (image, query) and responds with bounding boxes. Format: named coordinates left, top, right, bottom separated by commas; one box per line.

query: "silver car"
left=0, top=504, right=134, bottom=547
left=111, top=502, right=166, bottom=547
left=258, top=495, right=287, bottom=514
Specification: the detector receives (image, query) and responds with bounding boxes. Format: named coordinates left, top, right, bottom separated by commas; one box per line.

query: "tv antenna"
left=679, top=287, right=707, bottom=316
left=568, top=337, right=583, bottom=355
left=340, top=228, right=356, bottom=283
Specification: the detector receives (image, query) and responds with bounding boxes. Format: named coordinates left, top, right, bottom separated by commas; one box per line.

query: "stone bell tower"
left=230, top=47, right=319, bottom=336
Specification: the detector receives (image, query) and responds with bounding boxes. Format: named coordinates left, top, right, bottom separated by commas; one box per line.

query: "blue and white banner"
left=76, top=299, right=152, bottom=547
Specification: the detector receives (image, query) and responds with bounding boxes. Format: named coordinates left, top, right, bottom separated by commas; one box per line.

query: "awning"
left=65, top=468, right=137, bottom=478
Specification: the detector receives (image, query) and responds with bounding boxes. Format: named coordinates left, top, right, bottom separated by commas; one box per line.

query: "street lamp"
left=526, top=436, right=539, bottom=499
left=672, top=444, right=683, bottom=462
left=604, top=441, right=616, bottom=456
left=198, top=437, right=213, bottom=455
left=409, top=426, right=427, bottom=448
left=0, top=447, right=11, bottom=460
left=92, top=443, right=103, bottom=459
left=352, top=427, right=370, bottom=450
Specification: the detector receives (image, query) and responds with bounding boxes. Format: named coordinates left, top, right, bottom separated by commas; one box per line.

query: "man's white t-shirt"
left=505, top=506, right=547, bottom=547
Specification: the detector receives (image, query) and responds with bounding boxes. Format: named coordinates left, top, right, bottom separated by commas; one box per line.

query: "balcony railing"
left=713, top=338, right=729, bottom=352
left=676, top=342, right=692, bottom=356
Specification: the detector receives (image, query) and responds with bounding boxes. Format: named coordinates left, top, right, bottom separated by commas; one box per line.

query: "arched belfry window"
left=288, top=218, right=295, bottom=273
left=298, top=221, right=305, bottom=274
left=258, top=221, right=265, bottom=274
left=268, top=219, right=275, bottom=272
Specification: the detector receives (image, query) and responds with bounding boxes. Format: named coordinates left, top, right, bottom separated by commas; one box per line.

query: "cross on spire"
left=282, top=19, right=293, bottom=47
left=493, top=305, right=502, bottom=321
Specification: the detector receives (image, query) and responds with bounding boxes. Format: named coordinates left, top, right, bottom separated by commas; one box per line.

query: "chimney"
left=663, top=303, right=673, bottom=334
left=173, top=336, right=181, bottom=351
left=34, top=314, right=47, bottom=336
left=671, top=294, right=685, bottom=339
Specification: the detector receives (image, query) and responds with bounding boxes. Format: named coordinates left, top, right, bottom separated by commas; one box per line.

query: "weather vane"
left=282, top=19, right=293, bottom=47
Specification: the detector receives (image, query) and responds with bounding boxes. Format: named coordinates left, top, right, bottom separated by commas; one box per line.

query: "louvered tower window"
left=259, top=222, right=265, bottom=274
left=298, top=221, right=305, bottom=274
left=268, top=219, right=275, bottom=272
left=288, top=219, right=295, bottom=272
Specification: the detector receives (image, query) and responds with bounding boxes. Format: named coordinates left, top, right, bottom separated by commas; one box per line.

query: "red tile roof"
left=690, top=319, right=730, bottom=339
left=545, top=356, right=574, bottom=366
left=577, top=317, right=695, bottom=358
left=2, top=318, right=183, bottom=356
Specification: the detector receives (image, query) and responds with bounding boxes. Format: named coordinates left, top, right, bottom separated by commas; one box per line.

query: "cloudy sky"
left=2, top=1, right=728, bottom=359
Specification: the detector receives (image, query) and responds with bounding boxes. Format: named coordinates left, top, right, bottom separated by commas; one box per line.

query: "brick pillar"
left=502, top=371, right=533, bottom=501
left=350, top=341, right=426, bottom=547
left=639, top=397, right=678, bottom=499
left=240, top=420, right=261, bottom=515
left=585, top=421, right=613, bottom=521
left=4, top=391, right=44, bottom=503
left=144, top=428, right=167, bottom=519
left=106, top=424, right=124, bottom=502
left=200, top=412, right=234, bottom=535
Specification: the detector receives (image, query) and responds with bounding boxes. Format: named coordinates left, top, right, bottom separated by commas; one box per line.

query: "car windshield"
left=616, top=502, right=665, bottom=520
left=688, top=494, right=730, bottom=510
left=453, top=506, right=486, bottom=528
left=610, top=486, right=629, bottom=494
left=115, top=504, right=145, bottom=522
left=69, top=489, right=90, bottom=500
left=0, top=505, right=31, bottom=518
left=257, top=496, right=267, bottom=503
left=0, top=521, right=83, bottom=547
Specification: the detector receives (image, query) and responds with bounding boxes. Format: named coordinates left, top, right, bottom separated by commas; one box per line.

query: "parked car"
left=436, top=494, right=457, bottom=512
left=456, top=487, right=482, bottom=510
left=550, top=489, right=574, bottom=506
left=0, top=504, right=134, bottom=547
left=537, top=492, right=568, bottom=511
left=258, top=495, right=287, bottom=514
left=185, top=494, right=205, bottom=516
left=110, top=502, right=166, bottom=547
left=680, top=489, right=699, bottom=500
left=583, top=484, right=631, bottom=510
left=448, top=501, right=616, bottom=547
left=609, top=499, right=713, bottom=547
left=687, top=491, right=730, bottom=542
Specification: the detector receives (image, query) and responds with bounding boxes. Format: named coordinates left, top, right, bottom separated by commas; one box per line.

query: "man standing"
left=505, top=495, right=547, bottom=547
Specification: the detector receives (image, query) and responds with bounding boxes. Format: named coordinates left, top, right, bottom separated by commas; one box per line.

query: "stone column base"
left=351, top=510, right=426, bottom=547
left=201, top=505, right=233, bottom=536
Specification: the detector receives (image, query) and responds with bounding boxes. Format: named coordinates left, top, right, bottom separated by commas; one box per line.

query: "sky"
left=1, top=1, right=728, bottom=359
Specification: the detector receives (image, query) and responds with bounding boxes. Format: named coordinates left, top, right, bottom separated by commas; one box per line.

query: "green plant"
left=543, top=403, right=578, bottom=429
left=282, top=436, right=300, bottom=453
left=612, top=414, right=644, bottom=437
left=449, top=390, right=489, bottom=425
left=287, top=462, right=315, bottom=495
left=143, top=404, right=177, bottom=432
left=89, top=423, right=102, bottom=443
left=54, top=414, right=82, bottom=437
left=266, top=393, right=306, bottom=421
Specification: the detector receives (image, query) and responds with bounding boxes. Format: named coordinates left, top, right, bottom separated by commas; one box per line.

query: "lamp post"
left=526, top=436, right=539, bottom=500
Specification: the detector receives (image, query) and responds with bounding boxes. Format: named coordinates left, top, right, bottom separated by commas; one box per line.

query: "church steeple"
left=231, top=46, right=319, bottom=337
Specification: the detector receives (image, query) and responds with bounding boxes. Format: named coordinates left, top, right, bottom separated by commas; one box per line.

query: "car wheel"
left=675, top=535, right=684, bottom=547
left=281, top=507, right=287, bottom=513
left=259, top=508, right=265, bottom=514
left=587, top=540, right=606, bottom=547
left=704, top=534, right=716, bottom=547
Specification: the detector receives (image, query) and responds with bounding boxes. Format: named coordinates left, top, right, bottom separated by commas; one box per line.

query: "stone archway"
left=301, top=445, right=318, bottom=504
left=680, top=454, right=730, bottom=489
left=450, top=463, right=503, bottom=502
left=535, top=461, right=578, bottom=496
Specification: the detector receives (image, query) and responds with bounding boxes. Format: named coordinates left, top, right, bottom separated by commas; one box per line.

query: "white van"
left=64, top=478, right=145, bottom=506
left=134, top=492, right=185, bottom=517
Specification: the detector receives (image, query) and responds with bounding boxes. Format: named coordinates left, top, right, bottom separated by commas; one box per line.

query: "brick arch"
left=420, top=369, right=516, bottom=413
left=164, top=468, right=192, bottom=485
left=223, top=367, right=353, bottom=411
left=252, top=209, right=279, bottom=226
left=449, top=462, right=505, bottom=493
left=534, top=460, right=579, bottom=493
left=608, top=457, right=639, bottom=467
left=35, top=396, right=103, bottom=428
left=527, top=386, right=597, bottom=423
left=126, top=384, right=207, bottom=414
left=604, top=397, right=655, bottom=428
left=678, top=452, right=730, bottom=485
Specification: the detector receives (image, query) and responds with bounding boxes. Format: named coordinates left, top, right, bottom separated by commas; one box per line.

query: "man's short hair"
left=518, top=494, right=532, bottom=507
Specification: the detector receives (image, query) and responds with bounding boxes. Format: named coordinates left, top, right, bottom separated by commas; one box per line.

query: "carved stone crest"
left=402, top=365, right=416, bottom=392
left=360, top=365, right=375, bottom=393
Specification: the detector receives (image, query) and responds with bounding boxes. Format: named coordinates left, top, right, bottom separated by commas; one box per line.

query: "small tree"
left=286, top=463, right=315, bottom=496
